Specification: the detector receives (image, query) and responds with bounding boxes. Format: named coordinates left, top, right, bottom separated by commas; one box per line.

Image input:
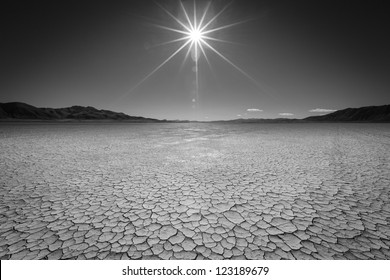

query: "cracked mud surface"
left=0, top=123, right=389, bottom=260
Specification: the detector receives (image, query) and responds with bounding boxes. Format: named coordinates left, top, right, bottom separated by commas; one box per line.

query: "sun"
left=190, top=28, right=203, bottom=43
left=127, top=1, right=260, bottom=96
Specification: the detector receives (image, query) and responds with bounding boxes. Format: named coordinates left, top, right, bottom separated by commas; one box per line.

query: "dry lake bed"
left=0, top=122, right=389, bottom=260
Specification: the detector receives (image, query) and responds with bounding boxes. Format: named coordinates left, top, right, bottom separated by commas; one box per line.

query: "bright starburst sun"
left=129, top=1, right=259, bottom=101
left=190, top=28, right=202, bottom=43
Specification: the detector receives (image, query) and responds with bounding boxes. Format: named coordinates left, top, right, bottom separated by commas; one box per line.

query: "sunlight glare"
left=190, top=28, right=202, bottom=43
left=127, top=1, right=261, bottom=95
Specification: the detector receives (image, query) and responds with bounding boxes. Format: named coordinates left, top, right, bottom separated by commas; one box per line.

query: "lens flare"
left=127, top=1, right=263, bottom=99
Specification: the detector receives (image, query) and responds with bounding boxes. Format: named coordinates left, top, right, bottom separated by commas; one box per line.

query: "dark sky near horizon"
left=1, top=0, right=389, bottom=120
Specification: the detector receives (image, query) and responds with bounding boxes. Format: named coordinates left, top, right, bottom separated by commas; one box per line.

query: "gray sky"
left=1, top=0, right=389, bottom=120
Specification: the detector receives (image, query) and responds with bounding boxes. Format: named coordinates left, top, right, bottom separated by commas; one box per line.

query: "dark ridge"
left=214, top=105, right=390, bottom=123
left=0, top=102, right=161, bottom=122
left=304, top=105, right=390, bottom=122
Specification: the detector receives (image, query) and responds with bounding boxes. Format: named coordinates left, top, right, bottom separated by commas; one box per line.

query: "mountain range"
left=0, top=102, right=389, bottom=122
left=304, top=105, right=390, bottom=122
left=0, top=102, right=161, bottom=122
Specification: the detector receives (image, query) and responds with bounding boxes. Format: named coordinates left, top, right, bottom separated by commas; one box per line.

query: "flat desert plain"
left=0, top=123, right=389, bottom=260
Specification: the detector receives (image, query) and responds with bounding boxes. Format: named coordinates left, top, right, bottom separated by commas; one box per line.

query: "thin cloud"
left=279, top=113, right=294, bottom=116
left=237, top=114, right=242, bottom=117
left=247, top=108, right=263, bottom=112
left=309, top=108, right=336, bottom=113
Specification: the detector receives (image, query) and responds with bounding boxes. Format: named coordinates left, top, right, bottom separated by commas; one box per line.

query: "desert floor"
left=0, top=122, right=389, bottom=259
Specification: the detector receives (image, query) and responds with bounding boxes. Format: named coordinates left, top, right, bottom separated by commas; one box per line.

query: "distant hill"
left=214, top=105, right=390, bottom=123
left=304, top=105, right=390, bottom=122
left=0, top=102, right=161, bottom=122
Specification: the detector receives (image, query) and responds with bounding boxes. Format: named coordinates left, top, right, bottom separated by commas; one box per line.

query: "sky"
left=1, top=0, right=389, bottom=120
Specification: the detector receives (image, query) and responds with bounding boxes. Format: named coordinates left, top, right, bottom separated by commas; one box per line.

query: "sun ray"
left=194, top=2, right=199, bottom=103
left=193, top=0, right=197, bottom=30
left=200, top=1, right=234, bottom=32
left=198, top=41, right=212, bottom=70
left=201, top=19, right=253, bottom=35
left=180, top=1, right=194, bottom=30
left=185, top=41, right=195, bottom=61
left=195, top=47, right=199, bottom=102
left=151, top=36, right=191, bottom=48
left=153, top=24, right=190, bottom=36
left=128, top=40, right=191, bottom=93
left=201, top=35, right=239, bottom=45
left=155, top=1, right=192, bottom=32
left=200, top=38, right=267, bottom=93
left=180, top=40, right=195, bottom=70
left=198, top=1, right=212, bottom=29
